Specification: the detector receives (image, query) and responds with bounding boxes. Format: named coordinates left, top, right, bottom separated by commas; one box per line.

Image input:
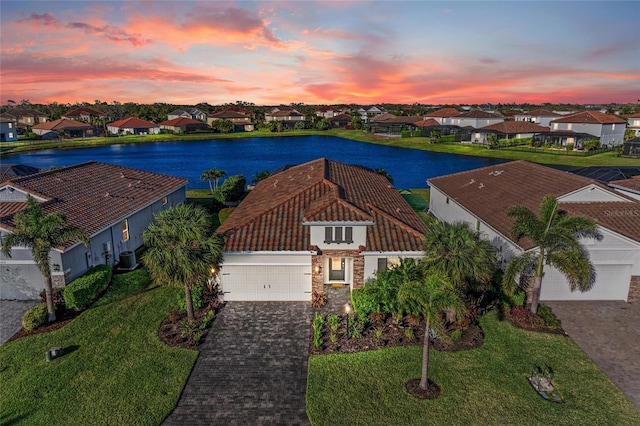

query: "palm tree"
left=0, top=197, right=89, bottom=321
left=398, top=271, right=465, bottom=392
left=200, top=168, right=226, bottom=194
left=502, top=195, right=601, bottom=314
left=421, top=220, right=497, bottom=294
left=374, top=168, right=393, bottom=185
left=142, top=204, right=224, bottom=322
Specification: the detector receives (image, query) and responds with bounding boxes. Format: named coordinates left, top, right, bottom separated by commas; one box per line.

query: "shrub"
left=566, top=143, right=574, bottom=151
left=537, top=304, right=562, bottom=329
left=584, top=139, right=600, bottom=152
left=351, top=288, right=378, bottom=317
left=311, top=290, right=327, bottom=308
left=401, top=130, right=411, bottom=138
left=450, top=329, right=463, bottom=341
left=22, top=303, right=48, bottom=331
left=503, top=289, right=526, bottom=309
left=327, top=315, right=340, bottom=332
left=218, top=207, right=235, bottom=224
left=177, top=281, right=205, bottom=314
left=64, top=265, right=113, bottom=310
left=40, top=287, right=65, bottom=308
left=294, top=121, right=306, bottom=130
left=312, top=314, right=325, bottom=347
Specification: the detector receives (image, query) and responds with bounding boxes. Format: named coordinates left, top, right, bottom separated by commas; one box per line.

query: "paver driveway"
left=546, top=301, right=640, bottom=410
left=163, top=301, right=311, bottom=425
left=0, top=300, right=38, bottom=346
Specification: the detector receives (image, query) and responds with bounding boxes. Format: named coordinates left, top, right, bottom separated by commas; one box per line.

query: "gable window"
left=323, top=226, right=354, bottom=244
left=122, top=219, right=129, bottom=242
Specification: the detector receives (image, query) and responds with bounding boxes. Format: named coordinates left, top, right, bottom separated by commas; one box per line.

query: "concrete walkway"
left=0, top=300, right=39, bottom=345
left=163, top=302, right=311, bottom=425
left=546, top=301, right=640, bottom=410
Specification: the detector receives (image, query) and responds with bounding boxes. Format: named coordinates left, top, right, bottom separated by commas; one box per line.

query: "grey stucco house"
left=0, top=162, right=188, bottom=300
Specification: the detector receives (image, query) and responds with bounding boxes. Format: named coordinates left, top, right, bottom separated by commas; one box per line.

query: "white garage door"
left=221, top=265, right=312, bottom=301
left=540, top=264, right=631, bottom=301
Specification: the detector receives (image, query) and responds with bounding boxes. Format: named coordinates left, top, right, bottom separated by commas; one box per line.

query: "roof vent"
left=479, top=183, right=484, bottom=189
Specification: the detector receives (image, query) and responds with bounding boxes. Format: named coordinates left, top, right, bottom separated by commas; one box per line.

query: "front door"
left=328, top=257, right=345, bottom=281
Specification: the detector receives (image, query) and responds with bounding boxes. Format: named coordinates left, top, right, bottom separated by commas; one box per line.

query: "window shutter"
left=334, top=227, right=343, bottom=243
left=324, top=227, right=333, bottom=243
left=377, top=258, right=388, bottom=271
left=345, top=227, right=353, bottom=243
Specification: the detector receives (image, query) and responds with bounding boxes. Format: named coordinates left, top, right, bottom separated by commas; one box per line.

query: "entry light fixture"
left=314, top=264, right=322, bottom=274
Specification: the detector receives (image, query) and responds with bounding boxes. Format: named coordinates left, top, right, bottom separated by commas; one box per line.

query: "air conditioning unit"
left=119, top=251, right=137, bottom=270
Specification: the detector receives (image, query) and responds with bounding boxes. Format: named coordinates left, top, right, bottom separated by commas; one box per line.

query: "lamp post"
left=344, top=302, right=352, bottom=339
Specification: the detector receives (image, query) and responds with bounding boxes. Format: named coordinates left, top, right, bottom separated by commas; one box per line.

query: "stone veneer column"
left=628, top=276, right=640, bottom=302
left=313, top=249, right=365, bottom=292
left=51, top=275, right=66, bottom=288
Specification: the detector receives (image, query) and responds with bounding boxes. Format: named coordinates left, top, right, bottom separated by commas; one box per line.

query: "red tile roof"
left=63, top=107, right=108, bottom=117
left=32, top=118, right=92, bottom=131
left=217, top=158, right=427, bottom=252
left=210, top=109, right=251, bottom=119
left=478, top=121, right=549, bottom=133
left=551, top=110, right=626, bottom=124
left=560, top=202, right=640, bottom=243
left=1, top=162, right=188, bottom=243
left=415, top=118, right=440, bottom=127
left=425, top=108, right=461, bottom=118
left=458, top=110, right=503, bottom=119
left=519, top=109, right=561, bottom=117
left=159, top=117, right=203, bottom=126
left=108, top=117, right=158, bottom=128
left=427, top=161, right=628, bottom=250
left=610, top=177, right=640, bottom=194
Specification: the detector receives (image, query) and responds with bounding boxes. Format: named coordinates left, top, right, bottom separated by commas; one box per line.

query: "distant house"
left=624, top=112, right=640, bottom=137
left=264, top=107, right=305, bottom=123
left=609, top=174, right=640, bottom=201
left=32, top=118, right=96, bottom=139
left=423, top=108, right=461, bottom=125
left=549, top=110, right=627, bottom=147
left=159, top=117, right=210, bottom=133
left=357, top=106, right=386, bottom=123
left=208, top=109, right=255, bottom=131
left=0, top=162, right=188, bottom=300
left=329, top=113, right=353, bottom=128
left=514, top=109, right=562, bottom=127
left=2, top=108, right=49, bottom=127
left=428, top=160, right=640, bottom=302
left=449, top=110, right=504, bottom=129
left=0, top=113, right=18, bottom=142
left=370, top=115, right=423, bottom=134
left=471, top=121, right=549, bottom=145
left=315, top=106, right=342, bottom=119
left=216, top=158, right=427, bottom=301
left=0, top=164, right=40, bottom=182
left=167, top=107, right=208, bottom=122
left=62, top=107, right=109, bottom=124
left=107, top=117, right=160, bottom=135
left=621, top=138, right=640, bottom=159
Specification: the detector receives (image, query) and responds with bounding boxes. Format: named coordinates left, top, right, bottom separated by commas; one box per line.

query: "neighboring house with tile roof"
left=471, top=121, right=549, bottom=145
left=62, top=107, right=109, bottom=123
left=0, top=113, right=18, bottom=141
left=167, top=107, right=208, bottom=122
left=315, top=106, right=342, bottom=119
left=449, top=110, right=504, bottom=129
left=514, top=109, right=562, bottom=127
left=549, top=110, right=627, bottom=147
left=624, top=112, right=640, bottom=137
left=424, top=108, right=462, bottom=125
left=264, top=107, right=305, bottom=122
left=32, top=118, right=96, bottom=139
left=357, top=106, right=386, bottom=123
left=216, top=158, right=428, bottom=301
left=428, top=160, right=640, bottom=302
left=2, top=108, right=49, bottom=127
left=609, top=176, right=640, bottom=201
left=0, top=162, right=188, bottom=299
left=621, top=137, right=640, bottom=158
left=0, top=164, right=40, bottom=182
left=107, top=117, right=160, bottom=135
left=329, top=113, right=353, bottom=128
left=207, top=109, right=255, bottom=131
left=159, top=117, right=210, bottom=133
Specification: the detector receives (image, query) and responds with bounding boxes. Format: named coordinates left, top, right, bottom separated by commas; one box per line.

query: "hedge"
left=63, top=265, right=113, bottom=310
left=22, top=303, right=48, bottom=331
left=213, top=174, right=246, bottom=204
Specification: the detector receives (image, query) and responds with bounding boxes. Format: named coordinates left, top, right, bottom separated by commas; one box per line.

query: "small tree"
left=398, top=271, right=465, bottom=393
left=252, top=170, right=272, bottom=184
left=201, top=168, right=226, bottom=194
left=503, top=195, right=601, bottom=314
left=214, top=174, right=246, bottom=204
left=1, top=197, right=89, bottom=321
left=142, top=204, right=224, bottom=322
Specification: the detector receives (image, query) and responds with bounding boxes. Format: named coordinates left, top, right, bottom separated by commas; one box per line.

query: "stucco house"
left=216, top=158, right=427, bottom=301
left=167, top=107, right=208, bottom=122
left=624, top=112, right=640, bottom=137
left=449, top=110, right=504, bottom=129
left=514, top=109, right=562, bottom=127
left=159, top=117, right=210, bottom=133
left=264, top=107, right=305, bottom=123
left=62, top=107, right=109, bottom=124
left=315, top=106, right=342, bottom=119
left=32, top=118, right=96, bottom=139
left=208, top=109, right=255, bottom=131
left=549, top=110, right=627, bottom=147
left=0, top=162, right=188, bottom=299
left=428, top=160, right=640, bottom=302
left=107, top=117, right=160, bottom=135
left=471, top=121, right=549, bottom=145
left=0, top=113, right=18, bottom=142
left=2, top=108, right=49, bottom=127
left=424, top=108, right=461, bottom=125
left=357, top=106, right=386, bottom=123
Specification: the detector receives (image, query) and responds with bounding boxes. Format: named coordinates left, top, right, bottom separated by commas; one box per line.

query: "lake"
left=4, top=136, right=505, bottom=189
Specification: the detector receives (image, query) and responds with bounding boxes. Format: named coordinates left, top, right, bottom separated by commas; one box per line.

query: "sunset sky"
left=1, top=1, right=638, bottom=106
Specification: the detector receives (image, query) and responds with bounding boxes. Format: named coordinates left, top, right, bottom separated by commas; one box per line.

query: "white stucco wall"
left=309, top=224, right=368, bottom=250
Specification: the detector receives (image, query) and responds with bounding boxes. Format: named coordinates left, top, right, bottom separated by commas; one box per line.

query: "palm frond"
left=502, top=252, right=537, bottom=296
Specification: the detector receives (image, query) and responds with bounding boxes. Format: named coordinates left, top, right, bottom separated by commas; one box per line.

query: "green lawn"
left=307, top=311, right=640, bottom=426
left=0, top=274, right=197, bottom=426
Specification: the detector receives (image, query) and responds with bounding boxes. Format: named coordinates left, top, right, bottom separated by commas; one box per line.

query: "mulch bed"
left=503, top=306, right=567, bottom=335
left=157, top=304, right=222, bottom=350
left=405, top=378, right=441, bottom=399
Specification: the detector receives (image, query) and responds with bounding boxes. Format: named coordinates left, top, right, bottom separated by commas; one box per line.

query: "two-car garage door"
left=221, top=265, right=312, bottom=301
left=540, top=264, right=632, bottom=301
